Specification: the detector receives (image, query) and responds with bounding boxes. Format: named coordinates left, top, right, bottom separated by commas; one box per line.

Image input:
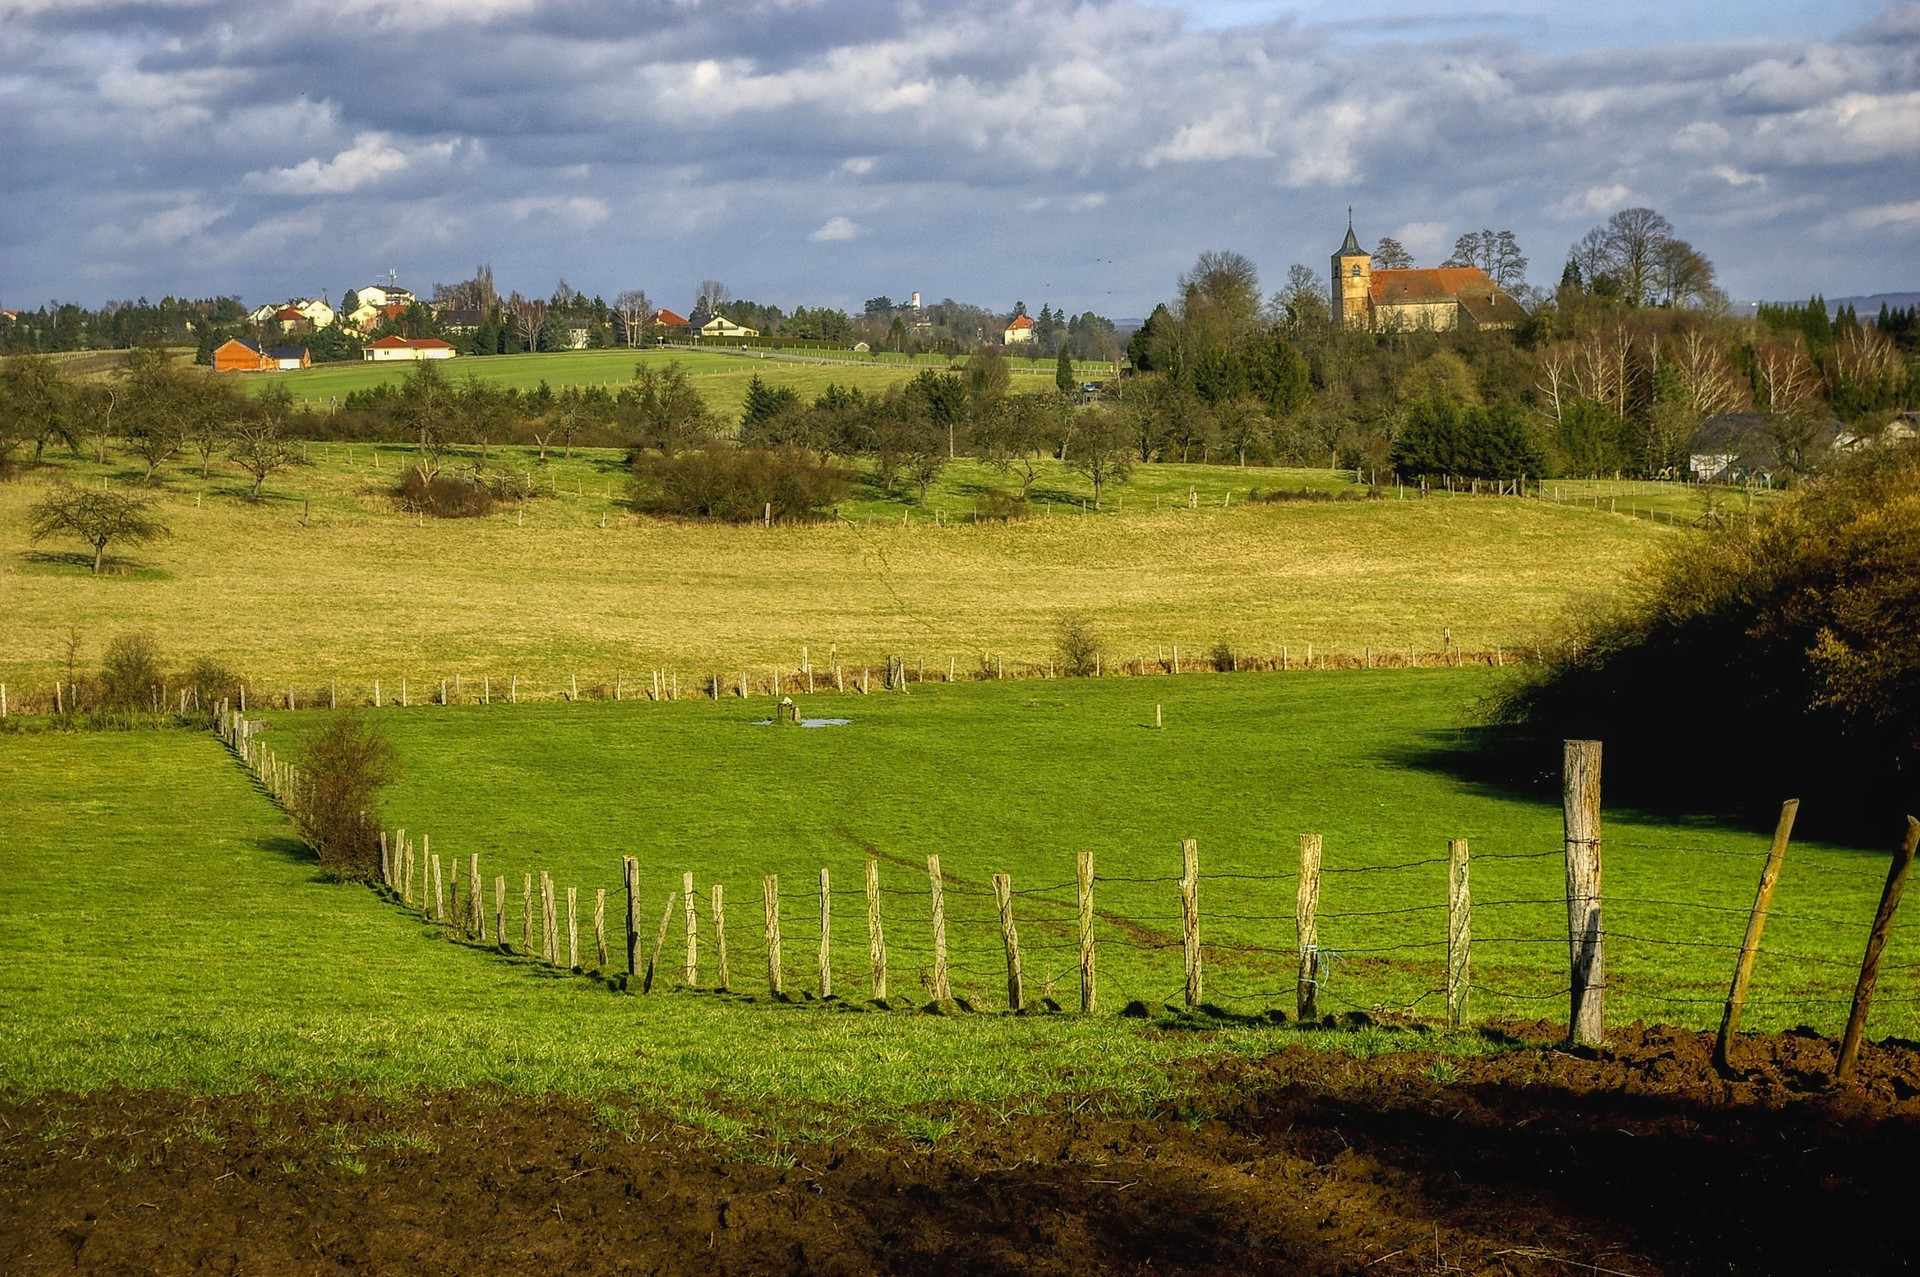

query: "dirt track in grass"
left=5, top=1022, right=1918, bottom=1276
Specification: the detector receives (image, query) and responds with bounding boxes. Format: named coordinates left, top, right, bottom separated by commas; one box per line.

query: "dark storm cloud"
left=1, top=0, right=1917, bottom=313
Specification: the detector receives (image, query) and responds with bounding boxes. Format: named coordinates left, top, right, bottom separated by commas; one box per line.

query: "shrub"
left=1056, top=611, right=1102, bottom=677
left=99, top=632, right=163, bottom=713
left=631, top=444, right=850, bottom=523
left=974, top=487, right=1029, bottom=522
left=1210, top=641, right=1236, bottom=672
left=180, top=657, right=241, bottom=712
left=1494, top=441, right=1920, bottom=841
left=291, top=711, right=397, bottom=882
left=397, top=466, right=498, bottom=518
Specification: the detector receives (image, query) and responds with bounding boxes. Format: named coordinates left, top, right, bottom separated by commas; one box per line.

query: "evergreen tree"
left=1055, top=348, right=1074, bottom=395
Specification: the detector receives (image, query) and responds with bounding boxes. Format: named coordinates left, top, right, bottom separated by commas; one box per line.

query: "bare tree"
left=615, top=289, right=656, bottom=348
left=1672, top=329, right=1745, bottom=418
left=1442, top=229, right=1528, bottom=290
left=1755, top=339, right=1814, bottom=414
left=1371, top=237, right=1413, bottom=270
left=510, top=296, right=549, bottom=353
left=1536, top=345, right=1575, bottom=428
left=28, top=485, right=170, bottom=573
left=1067, top=405, right=1135, bottom=508
left=697, top=279, right=732, bottom=315
left=1177, top=249, right=1261, bottom=338
left=1651, top=239, right=1716, bottom=308
left=1602, top=208, right=1676, bottom=306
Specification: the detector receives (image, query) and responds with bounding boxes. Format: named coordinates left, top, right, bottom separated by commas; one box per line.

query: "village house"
left=698, top=315, right=759, bottom=339
left=363, top=335, right=456, bottom=362
left=212, top=338, right=311, bottom=372
left=1332, top=224, right=1526, bottom=333
left=1003, top=314, right=1035, bottom=344
left=247, top=298, right=336, bottom=332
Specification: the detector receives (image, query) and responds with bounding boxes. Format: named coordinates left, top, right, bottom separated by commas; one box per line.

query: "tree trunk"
left=92, top=541, right=106, bottom=574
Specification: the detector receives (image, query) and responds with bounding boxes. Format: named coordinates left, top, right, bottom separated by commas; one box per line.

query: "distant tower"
left=910, top=291, right=922, bottom=309
left=1332, top=213, right=1371, bottom=331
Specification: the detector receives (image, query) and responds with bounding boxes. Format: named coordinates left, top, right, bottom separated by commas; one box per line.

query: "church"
left=1331, top=224, right=1526, bottom=333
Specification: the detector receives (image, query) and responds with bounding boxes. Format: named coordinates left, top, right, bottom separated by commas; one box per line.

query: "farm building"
left=363, top=336, right=457, bottom=362
left=212, top=339, right=311, bottom=372
left=1003, top=314, right=1035, bottom=344
left=654, top=309, right=690, bottom=334
left=1687, top=412, right=1851, bottom=483
left=1332, top=225, right=1526, bottom=333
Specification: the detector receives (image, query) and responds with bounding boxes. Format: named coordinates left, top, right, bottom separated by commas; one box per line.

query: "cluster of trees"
left=0, top=351, right=303, bottom=497
left=4, top=296, right=247, bottom=354
left=23, top=629, right=240, bottom=722
left=1495, top=441, right=1920, bottom=841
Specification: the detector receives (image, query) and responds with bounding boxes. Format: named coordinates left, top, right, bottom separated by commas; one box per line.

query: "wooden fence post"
left=1180, top=838, right=1201, bottom=1008
left=866, top=859, right=887, bottom=1002
left=1563, top=740, right=1606, bottom=1047
left=994, top=873, right=1023, bottom=1012
left=468, top=854, right=482, bottom=938
left=403, top=842, right=415, bottom=906
left=595, top=888, right=608, bottom=970
left=763, top=874, right=783, bottom=996
left=1296, top=834, right=1322, bottom=1022
left=379, top=831, right=391, bottom=887
left=1077, top=850, right=1096, bottom=1013
left=1447, top=838, right=1471, bottom=1029
left=644, top=891, right=678, bottom=993
left=624, top=856, right=640, bottom=979
left=1715, top=799, right=1799, bottom=1070
left=683, top=871, right=698, bottom=986
left=817, top=868, right=833, bottom=998
left=1836, top=816, right=1920, bottom=1081
left=712, top=884, right=729, bottom=991
left=522, top=873, right=533, bottom=954
left=539, top=871, right=556, bottom=962
left=928, top=854, right=951, bottom=1001
left=431, top=852, right=444, bottom=924
left=566, top=886, right=579, bottom=970
left=494, top=875, right=506, bottom=948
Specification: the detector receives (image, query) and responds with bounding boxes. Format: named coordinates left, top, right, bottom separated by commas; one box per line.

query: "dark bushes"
left=1493, top=442, right=1920, bottom=841
left=291, top=710, right=397, bottom=883
left=98, top=632, right=163, bottom=712
left=631, top=445, right=850, bottom=522
left=397, top=466, right=500, bottom=518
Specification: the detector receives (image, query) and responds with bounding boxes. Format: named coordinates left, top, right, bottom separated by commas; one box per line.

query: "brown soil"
left=4, top=1022, right=1918, bottom=1275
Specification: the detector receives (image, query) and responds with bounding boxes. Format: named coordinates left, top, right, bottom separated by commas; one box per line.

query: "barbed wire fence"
left=217, top=716, right=1920, bottom=1076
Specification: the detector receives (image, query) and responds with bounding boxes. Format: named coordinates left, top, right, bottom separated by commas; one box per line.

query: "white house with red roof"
left=363, top=336, right=457, bottom=362
left=1003, top=314, right=1035, bottom=345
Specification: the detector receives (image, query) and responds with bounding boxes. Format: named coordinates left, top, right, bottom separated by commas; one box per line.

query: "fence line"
left=210, top=714, right=1920, bottom=1063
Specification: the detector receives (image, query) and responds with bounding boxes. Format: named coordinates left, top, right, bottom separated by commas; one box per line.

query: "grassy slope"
left=0, top=445, right=1671, bottom=686
left=5, top=672, right=1911, bottom=1119
left=246, top=348, right=1105, bottom=411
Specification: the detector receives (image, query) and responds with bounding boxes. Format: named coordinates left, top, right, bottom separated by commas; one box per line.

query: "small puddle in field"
left=751, top=718, right=852, bottom=728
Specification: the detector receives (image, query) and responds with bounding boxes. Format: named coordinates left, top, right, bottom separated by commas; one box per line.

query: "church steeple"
left=1336, top=207, right=1364, bottom=258
left=1332, top=210, right=1371, bottom=330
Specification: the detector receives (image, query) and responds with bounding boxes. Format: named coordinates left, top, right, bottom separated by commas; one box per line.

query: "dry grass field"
left=0, top=444, right=1673, bottom=690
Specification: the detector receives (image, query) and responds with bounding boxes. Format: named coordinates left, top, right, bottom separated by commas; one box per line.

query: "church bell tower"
left=1332, top=214, right=1371, bottom=331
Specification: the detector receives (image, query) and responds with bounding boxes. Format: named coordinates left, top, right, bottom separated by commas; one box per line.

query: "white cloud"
left=808, top=216, right=863, bottom=241
left=1395, top=222, right=1450, bottom=261
left=247, top=133, right=453, bottom=195
left=1846, top=197, right=1920, bottom=230
left=1552, top=183, right=1633, bottom=217
left=505, top=196, right=612, bottom=229
left=1704, top=164, right=1765, bottom=187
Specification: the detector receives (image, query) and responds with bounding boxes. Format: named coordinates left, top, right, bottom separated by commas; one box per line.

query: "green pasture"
left=250, top=347, right=1105, bottom=415
left=6, top=672, right=1911, bottom=1129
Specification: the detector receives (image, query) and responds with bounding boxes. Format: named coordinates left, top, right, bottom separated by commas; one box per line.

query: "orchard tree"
left=28, top=484, right=170, bottom=573
left=1068, top=405, right=1135, bottom=508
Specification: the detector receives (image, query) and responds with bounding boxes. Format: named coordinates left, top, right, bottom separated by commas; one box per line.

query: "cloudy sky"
left=2, top=0, right=1916, bottom=318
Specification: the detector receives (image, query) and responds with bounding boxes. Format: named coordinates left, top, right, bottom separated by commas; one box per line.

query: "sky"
left=2, top=0, right=1917, bottom=319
